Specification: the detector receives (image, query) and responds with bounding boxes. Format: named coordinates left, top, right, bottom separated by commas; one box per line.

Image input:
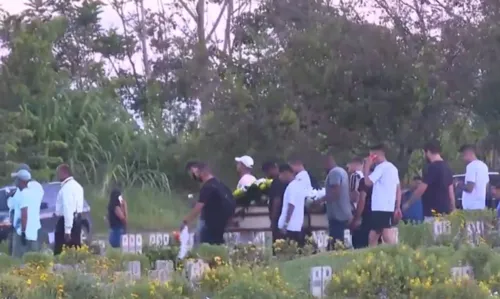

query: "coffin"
left=227, top=205, right=328, bottom=232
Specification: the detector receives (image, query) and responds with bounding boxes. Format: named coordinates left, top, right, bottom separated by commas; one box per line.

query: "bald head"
left=56, top=164, right=72, bottom=182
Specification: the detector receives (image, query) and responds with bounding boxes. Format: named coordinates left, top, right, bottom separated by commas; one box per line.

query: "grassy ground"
left=85, top=186, right=190, bottom=234
left=279, top=252, right=352, bottom=290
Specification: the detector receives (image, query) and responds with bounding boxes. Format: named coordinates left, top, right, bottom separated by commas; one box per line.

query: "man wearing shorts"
left=362, top=144, right=401, bottom=246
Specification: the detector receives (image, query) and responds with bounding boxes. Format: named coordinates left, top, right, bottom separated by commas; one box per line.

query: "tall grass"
left=85, top=185, right=189, bottom=234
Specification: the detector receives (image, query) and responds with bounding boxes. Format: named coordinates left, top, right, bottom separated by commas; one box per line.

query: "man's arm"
left=395, top=184, right=402, bottom=210
left=183, top=202, right=204, bottom=224
left=353, top=191, right=366, bottom=222
left=448, top=184, right=456, bottom=211
left=463, top=165, right=476, bottom=193
left=20, top=194, right=27, bottom=233
left=363, top=164, right=382, bottom=187
left=114, top=206, right=127, bottom=222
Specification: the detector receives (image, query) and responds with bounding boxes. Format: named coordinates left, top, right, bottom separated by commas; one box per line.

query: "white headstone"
left=313, top=231, right=328, bottom=252
left=149, top=269, right=169, bottom=282
left=155, top=260, right=174, bottom=273
left=121, top=235, right=129, bottom=253
left=433, top=219, right=452, bottom=240
left=129, top=234, right=136, bottom=252
left=135, top=234, right=143, bottom=254
left=163, top=233, right=170, bottom=246
left=149, top=233, right=156, bottom=246
left=114, top=271, right=133, bottom=282
left=309, top=266, right=332, bottom=298
left=451, top=265, right=474, bottom=280
left=253, top=231, right=266, bottom=247
left=393, top=227, right=399, bottom=244
left=186, top=259, right=209, bottom=284
left=466, top=221, right=485, bottom=246
left=343, top=230, right=352, bottom=248
left=127, top=261, right=141, bottom=280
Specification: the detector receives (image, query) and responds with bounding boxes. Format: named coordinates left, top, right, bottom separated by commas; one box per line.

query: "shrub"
left=22, top=252, right=54, bottom=269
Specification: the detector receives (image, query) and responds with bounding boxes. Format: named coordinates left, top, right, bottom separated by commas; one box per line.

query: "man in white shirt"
left=235, top=155, right=257, bottom=189
left=363, top=144, right=401, bottom=246
left=460, top=144, right=489, bottom=210
left=54, top=164, right=84, bottom=255
left=277, top=164, right=306, bottom=247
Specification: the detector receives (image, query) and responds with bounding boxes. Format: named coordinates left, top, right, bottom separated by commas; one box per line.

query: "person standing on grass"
left=235, top=155, right=257, bottom=189
left=108, top=187, right=128, bottom=248
left=182, top=161, right=235, bottom=245
left=403, top=141, right=454, bottom=222
left=11, top=169, right=44, bottom=258
left=278, top=163, right=306, bottom=247
left=363, top=144, right=402, bottom=246
left=54, top=164, right=84, bottom=255
left=318, top=153, right=351, bottom=250
left=347, top=157, right=364, bottom=209
left=262, top=160, right=288, bottom=245
left=459, top=144, right=489, bottom=211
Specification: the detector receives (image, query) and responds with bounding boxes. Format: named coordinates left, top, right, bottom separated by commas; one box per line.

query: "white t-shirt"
left=236, top=173, right=256, bottom=189
left=368, top=161, right=400, bottom=212
left=462, top=159, right=489, bottom=210
left=278, top=176, right=307, bottom=232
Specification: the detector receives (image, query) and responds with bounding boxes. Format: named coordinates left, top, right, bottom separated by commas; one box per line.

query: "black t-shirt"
left=199, top=178, right=235, bottom=229
left=108, top=189, right=124, bottom=229
left=358, top=178, right=373, bottom=219
left=422, top=160, right=453, bottom=216
left=268, top=178, right=287, bottom=223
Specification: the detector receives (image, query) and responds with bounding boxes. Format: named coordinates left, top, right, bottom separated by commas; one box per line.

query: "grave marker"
left=432, top=219, right=452, bottom=240
left=451, top=265, right=474, bottom=280
left=185, top=259, right=209, bottom=285
left=114, top=271, right=133, bottom=282
left=309, top=266, right=332, bottom=298
left=135, top=234, right=143, bottom=254
left=466, top=221, right=485, bottom=246
left=127, top=261, right=141, bottom=280
left=253, top=231, right=266, bottom=247
left=121, top=235, right=129, bottom=253
left=149, top=269, right=169, bottom=283
left=344, top=230, right=352, bottom=248
left=313, top=231, right=328, bottom=252
left=155, top=260, right=174, bottom=273
left=121, top=234, right=143, bottom=253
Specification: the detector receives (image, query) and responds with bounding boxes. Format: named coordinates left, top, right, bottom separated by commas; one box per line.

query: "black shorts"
left=369, top=211, right=393, bottom=232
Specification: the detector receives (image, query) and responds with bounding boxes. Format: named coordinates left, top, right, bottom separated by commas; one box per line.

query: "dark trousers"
left=327, top=218, right=348, bottom=250
left=352, top=222, right=370, bottom=249
left=54, top=215, right=82, bottom=256
left=200, top=224, right=225, bottom=245
left=285, top=230, right=304, bottom=247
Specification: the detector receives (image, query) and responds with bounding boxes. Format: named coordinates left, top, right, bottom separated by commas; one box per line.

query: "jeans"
left=109, top=227, right=125, bottom=248
left=328, top=218, right=348, bottom=250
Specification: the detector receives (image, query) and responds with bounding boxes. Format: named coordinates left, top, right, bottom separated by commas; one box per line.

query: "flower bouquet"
left=232, top=178, right=273, bottom=207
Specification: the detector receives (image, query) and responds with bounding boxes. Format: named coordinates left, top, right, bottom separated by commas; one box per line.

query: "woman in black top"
left=108, top=188, right=128, bottom=248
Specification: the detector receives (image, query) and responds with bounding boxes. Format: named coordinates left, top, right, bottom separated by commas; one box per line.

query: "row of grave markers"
left=113, top=230, right=367, bottom=254
left=309, top=263, right=475, bottom=298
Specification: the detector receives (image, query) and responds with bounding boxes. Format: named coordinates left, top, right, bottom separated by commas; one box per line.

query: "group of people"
left=7, top=163, right=87, bottom=257
left=182, top=140, right=494, bottom=250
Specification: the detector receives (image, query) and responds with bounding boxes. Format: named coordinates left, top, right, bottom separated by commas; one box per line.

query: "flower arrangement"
left=232, top=178, right=273, bottom=207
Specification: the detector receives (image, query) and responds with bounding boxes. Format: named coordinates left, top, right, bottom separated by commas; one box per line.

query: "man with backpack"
left=182, top=161, right=235, bottom=245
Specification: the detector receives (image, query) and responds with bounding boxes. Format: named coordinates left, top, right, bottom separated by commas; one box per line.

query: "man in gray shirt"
left=322, top=154, right=352, bottom=249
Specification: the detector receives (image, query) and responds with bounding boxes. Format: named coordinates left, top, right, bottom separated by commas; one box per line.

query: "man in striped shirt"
left=348, top=157, right=364, bottom=248
left=348, top=157, right=364, bottom=209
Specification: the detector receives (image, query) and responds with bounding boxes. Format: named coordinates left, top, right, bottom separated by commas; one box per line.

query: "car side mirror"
left=40, top=202, right=48, bottom=209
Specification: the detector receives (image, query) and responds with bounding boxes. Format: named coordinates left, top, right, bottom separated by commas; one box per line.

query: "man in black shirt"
left=182, top=161, right=235, bottom=245
left=262, top=160, right=288, bottom=243
left=349, top=167, right=373, bottom=249
left=403, top=141, right=455, bottom=220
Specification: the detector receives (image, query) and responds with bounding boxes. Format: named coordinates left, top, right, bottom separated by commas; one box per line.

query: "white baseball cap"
left=235, top=155, right=254, bottom=168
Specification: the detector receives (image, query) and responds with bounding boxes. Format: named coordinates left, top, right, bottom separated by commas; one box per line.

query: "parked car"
left=0, top=182, right=92, bottom=245
left=453, top=172, right=500, bottom=210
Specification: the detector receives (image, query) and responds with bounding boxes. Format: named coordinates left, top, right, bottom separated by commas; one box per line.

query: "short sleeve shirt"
left=199, top=178, right=235, bottom=229
left=325, top=167, right=352, bottom=221
left=368, top=161, right=400, bottom=212
left=17, top=181, right=44, bottom=240
left=462, top=160, right=489, bottom=210
left=421, top=160, right=453, bottom=216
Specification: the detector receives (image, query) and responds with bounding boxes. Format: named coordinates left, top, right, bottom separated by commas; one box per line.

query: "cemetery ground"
left=2, top=211, right=500, bottom=298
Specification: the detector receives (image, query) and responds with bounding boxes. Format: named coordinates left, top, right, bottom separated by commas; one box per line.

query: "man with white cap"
left=235, top=155, right=257, bottom=190
left=10, top=167, right=44, bottom=257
